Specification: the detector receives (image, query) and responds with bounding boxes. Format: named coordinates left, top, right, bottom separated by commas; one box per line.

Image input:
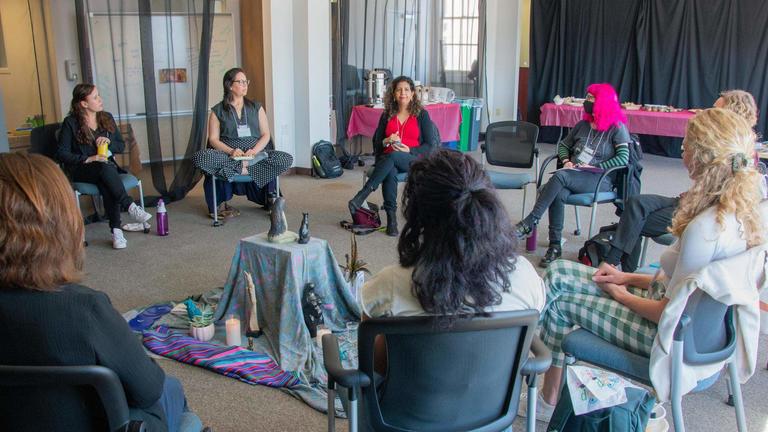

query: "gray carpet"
left=81, top=145, right=767, bottom=431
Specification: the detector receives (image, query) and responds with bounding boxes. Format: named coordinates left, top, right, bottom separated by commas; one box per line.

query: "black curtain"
left=530, top=0, right=768, bottom=156
left=77, top=0, right=214, bottom=204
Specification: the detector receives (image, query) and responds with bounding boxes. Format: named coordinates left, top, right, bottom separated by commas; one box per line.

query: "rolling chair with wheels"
left=481, top=121, right=540, bottom=218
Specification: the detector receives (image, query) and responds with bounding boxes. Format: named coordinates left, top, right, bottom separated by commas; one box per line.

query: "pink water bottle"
left=156, top=199, right=169, bottom=236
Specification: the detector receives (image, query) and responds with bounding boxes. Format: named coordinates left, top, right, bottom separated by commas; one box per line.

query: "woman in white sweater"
left=526, top=108, right=766, bottom=422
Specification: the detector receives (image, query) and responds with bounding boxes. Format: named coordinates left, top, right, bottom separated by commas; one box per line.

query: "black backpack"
left=578, top=226, right=617, bottom=267
left=615, top=134, right=643, bottom=216
left=311, top=141, right=343, bottom=178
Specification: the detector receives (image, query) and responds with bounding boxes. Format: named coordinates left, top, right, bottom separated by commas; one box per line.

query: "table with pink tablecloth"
left=540, top=103, right=695, bottom=138
left=347, top=103, right=461, bottom=142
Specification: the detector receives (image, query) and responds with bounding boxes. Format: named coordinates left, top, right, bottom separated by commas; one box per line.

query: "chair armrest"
left=673, top=314, right=692, bottom=342
left=521, top=336, right=552, bottom=377
left=537, top=155, right=559, bottom=188
left=590, top=165, right=628, bottom=202
left=322, top=334, right=371, bottom=390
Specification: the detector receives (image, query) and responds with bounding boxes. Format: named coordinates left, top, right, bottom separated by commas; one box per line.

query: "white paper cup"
left=646, top=404, right=669, bottom=432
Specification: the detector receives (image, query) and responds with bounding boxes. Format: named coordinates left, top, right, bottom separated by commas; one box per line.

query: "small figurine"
left=301, top=283, right=325, bottom=338
left=298, top=212, right=310, bottom=244
left=268, top=197, right=298, bottom=243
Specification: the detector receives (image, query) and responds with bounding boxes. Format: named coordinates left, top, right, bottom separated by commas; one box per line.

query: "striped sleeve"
left=557, top=141, right=572, bottom=162
left=598, top=143, right=629, bottom=169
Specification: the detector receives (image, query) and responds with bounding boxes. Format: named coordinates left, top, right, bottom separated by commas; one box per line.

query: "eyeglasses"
left=233, top=79, right=250, bottom=86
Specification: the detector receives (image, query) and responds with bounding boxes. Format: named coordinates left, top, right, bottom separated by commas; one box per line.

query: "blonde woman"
left=714, top=90, right=758, bottom=127
left=523, top=108, right=766, bottom=422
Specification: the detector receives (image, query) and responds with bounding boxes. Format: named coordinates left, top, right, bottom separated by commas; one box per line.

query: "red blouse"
left=382, top=115, right=420, bottom=154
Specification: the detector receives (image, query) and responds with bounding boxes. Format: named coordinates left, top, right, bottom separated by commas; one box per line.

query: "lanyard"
left=230, top=104, right=247, bottom=126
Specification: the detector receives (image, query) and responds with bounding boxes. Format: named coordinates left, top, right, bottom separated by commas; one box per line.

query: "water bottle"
left=156, top=199, right=169, bottom=236
left=526, top=226, right=537, bottom=252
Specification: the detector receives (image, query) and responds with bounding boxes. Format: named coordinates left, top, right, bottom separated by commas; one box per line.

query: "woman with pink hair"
left=515, top=83, right=631, bottom=267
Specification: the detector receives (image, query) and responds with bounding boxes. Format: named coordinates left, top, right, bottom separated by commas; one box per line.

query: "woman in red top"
left=348, top=76, right=440, bottom=235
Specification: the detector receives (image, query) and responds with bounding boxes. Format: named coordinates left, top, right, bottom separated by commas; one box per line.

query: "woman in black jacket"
left=348, top=76, right=440, bottom=235
left=0, top=153, right=200, bottom=432
left=56, top=83, right=151, bottom=249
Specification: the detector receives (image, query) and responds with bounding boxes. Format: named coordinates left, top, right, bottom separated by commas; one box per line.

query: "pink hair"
left=582, top=83, right=626, bottom=132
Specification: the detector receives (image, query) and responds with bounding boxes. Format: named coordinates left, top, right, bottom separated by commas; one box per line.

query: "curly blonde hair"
left=671, top=108, right=764, bottom=246
left=719, top=90, right=758, bottom=127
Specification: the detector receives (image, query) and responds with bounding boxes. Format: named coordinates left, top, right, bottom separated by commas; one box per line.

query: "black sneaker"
left=513, top=220, right=534, bottom=240
left=539, top=245, right=562, bottom=268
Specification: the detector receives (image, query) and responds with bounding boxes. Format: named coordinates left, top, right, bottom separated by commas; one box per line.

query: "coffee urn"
left=365, top=69, right=389, bottom=106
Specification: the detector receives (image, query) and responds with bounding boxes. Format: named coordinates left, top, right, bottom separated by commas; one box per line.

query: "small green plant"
left=190, top=304, right=214, bottom=328
left=339, top=233, right=371, bottom=281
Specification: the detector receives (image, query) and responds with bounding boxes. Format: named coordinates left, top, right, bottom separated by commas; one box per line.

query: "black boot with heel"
left=384, top=208, right=399, bottom=237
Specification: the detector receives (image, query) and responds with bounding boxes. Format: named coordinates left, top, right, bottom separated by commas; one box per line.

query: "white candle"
left=225, top=317, right=242, bottom=346
left=316, top=326, right=332, bottom=347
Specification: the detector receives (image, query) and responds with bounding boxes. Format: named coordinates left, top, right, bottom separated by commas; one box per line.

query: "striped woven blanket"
left=143, top=326, right=300, bottom=388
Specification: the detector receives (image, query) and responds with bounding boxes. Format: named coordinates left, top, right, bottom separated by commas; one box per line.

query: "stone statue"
left=267, top=197, right=298, bottom=243
left=301, top=283, right=324, bottom=338
left=298, top=212, right=310, bottom=244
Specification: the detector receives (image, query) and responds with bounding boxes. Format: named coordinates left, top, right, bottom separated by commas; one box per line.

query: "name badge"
left=237, top=125, right=252, bottom=138
left=576, top=146, right=596, bottom=165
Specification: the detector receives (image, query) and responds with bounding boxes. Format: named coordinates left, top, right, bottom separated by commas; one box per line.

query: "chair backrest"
left=679, top=289, right=736, bottom=365
left=0, top=364, right=135, bottom=432
left=484, top=121, right=539, bottom=169
left=29, top=123, right=62, bottom=160
left=358, top=310, right=539, bottom=432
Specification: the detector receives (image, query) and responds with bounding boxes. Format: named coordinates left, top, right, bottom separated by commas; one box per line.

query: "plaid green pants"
left=540, top=259, right=659, bottom=367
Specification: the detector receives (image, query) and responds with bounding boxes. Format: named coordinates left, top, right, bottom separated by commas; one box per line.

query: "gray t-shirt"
left=560, top=120, right=630, bottom=166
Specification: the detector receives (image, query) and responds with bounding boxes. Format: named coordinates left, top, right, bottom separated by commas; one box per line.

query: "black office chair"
left=323, top=310, right=551, bottom=432
left=0, top=364, right=145, bottom=432
left=481, top=121, right=540, bottom=218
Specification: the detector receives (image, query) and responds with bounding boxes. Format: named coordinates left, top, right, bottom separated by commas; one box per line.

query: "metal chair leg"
left=573, top=206, right=581, bottom=236
left=137, top=180, right=149, bottom=233
left=211, top=176, right=222, bottom=227
left=522, top=185, right=528, bottom=219
left=587, top=204, right=598, bottom=238
left=639, top=237, right=650, bottom=268
left=728, top=362, right=747, bottom=432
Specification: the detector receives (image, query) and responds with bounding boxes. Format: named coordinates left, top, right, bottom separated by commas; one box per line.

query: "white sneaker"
left=128, top=202, right=152, bottom=223
left=112, top=228, right=127, bottom=249
left=517, top=390, right=555, bottom=423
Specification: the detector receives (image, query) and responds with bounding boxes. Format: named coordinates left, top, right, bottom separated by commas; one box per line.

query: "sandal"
left=223, top=202, right=241, bottom=217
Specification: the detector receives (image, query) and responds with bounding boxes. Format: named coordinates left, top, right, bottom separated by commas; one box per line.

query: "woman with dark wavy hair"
left=361, top=149, right=545, bottom=324
left=57, top=83, right=152, bottom=249
left=347, top=76, right=441, bottom=236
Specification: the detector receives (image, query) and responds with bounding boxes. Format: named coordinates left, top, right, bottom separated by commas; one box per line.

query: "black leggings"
left=70, top=162, right=133, bottom=229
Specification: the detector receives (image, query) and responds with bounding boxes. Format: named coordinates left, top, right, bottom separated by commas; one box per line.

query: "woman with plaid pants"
left=521, top=108, right=767, bottom=423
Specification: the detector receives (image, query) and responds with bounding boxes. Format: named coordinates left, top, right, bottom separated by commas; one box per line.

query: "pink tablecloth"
left=540, top=103, right=695, bottom=138
left=347, top=103, right=461, bottom=141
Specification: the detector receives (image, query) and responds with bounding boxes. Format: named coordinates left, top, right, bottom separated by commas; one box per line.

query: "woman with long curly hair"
left=347, top=76, right=441, bottom=236
left=360, top=150, right=546, bottom=370
left=56, top=83, right=151, bottom=249
left=523, top=108, right=767, bottom=423
left=515, top=83, right=631, bottom=267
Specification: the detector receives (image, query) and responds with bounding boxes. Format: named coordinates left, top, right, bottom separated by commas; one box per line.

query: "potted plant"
left=189, top=304, right=215, bottom=341
left=339, top=233, right=371, bottom=300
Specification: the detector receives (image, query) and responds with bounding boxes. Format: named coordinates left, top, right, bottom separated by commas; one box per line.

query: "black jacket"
left=372, top=110, right=441, bottom=158
left=56, top=113, right=125, bottom=168
left=0, top=284, right=167, bottom=431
